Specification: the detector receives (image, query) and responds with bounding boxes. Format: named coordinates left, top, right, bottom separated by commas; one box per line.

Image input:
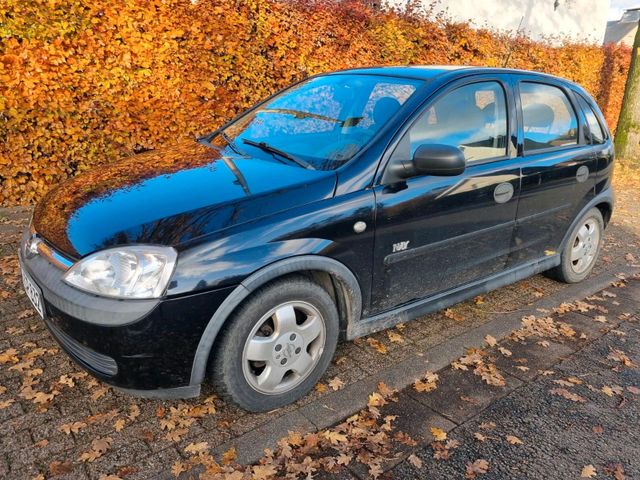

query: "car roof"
left=329, top=65, right=575, bottom=85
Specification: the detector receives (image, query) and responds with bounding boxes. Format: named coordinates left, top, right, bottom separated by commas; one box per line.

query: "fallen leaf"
left=581, top=464, right=596, bottom=478
left=314, top=383, right=328, bottom=393
left=474, top=432, right=486, bottom=442
left=407, top=453, right=422, bottom=468
left=414, top=371, right=439, bottom=393
left=366, top=337, right=387, bottom=354
left=49, top=461, right=73, bottom=476
left=466, top=459, right=490, bottom=478
left=171, top=461, right=188, bottom=477
left=506, top=435, right=523, bottom=445
left=430, top=427, right=447, bottom=441
left=498, top=347, right=512, bottom=357
left=484, top=335, right=497, bottom=347
left=387, top=330, right=404, bottom=343
left=593, top=315, right=607, bottom=323
left=184, top=442, right=209, bottom=455
left=59, top=421, right=87, bottom=435
left=323, top=431, right=347, bottom=444
left=328, top=376, right=345, bottom=391
left=550, top=388, right=587, bottom=403
left=221, top=447, right=237, bottom=466
left=79, top=437, right=112, bottom=462
left=114, top=419, right=126, bottom=432
left=604, top=463, right=626, bottom=480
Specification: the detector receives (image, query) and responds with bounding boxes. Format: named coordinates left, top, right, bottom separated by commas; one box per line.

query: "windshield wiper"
left=242, top=138, right=315, bottom=170
left=220, top=131, right=244, bottom=156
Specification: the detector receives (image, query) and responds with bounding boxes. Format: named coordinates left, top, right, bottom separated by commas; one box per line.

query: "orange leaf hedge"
left=0, top=0, right=631, bottom=206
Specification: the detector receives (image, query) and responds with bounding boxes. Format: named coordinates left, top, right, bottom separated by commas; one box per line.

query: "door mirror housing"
left=412, top=144, right=466, bottom=176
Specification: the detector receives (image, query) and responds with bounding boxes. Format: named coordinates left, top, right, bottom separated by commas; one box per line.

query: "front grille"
left=45, top=319, right=118, bottom=376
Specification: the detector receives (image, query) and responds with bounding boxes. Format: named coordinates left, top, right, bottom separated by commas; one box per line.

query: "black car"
left=19, top=66, right=614, bottom=411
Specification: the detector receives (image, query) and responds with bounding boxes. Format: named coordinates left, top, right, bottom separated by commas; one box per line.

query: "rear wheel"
left=211, top=276, right=339, bottom=412
left=547, top=207, right=604, bottom=283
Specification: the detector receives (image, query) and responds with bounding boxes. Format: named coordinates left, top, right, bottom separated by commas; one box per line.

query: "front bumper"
left=19, top=230, right=235, bottom=396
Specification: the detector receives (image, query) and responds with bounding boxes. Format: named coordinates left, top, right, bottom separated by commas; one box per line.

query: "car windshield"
left=210, top=74, right=423, bottom=170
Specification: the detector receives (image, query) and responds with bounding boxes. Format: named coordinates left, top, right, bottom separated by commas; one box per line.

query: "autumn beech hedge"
left=0, top=0, right=631, bottom=205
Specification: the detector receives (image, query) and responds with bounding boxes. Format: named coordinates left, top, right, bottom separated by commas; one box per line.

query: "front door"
left=370, top=78, right=520, bottom=313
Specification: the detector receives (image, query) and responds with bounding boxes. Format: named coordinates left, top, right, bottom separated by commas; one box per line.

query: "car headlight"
left=63, top=246, right=177, bottom=299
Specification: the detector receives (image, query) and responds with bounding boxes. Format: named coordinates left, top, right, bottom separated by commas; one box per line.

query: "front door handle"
left=494, top=182, right=514, bottom=204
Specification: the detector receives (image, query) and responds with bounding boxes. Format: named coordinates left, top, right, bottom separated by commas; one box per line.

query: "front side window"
left=520, top=82, right=578, bottom=151
left=577, top=94, right=606, bottom=145
left=213, top=74, right=422, bottom=170
left=391, top=81, right=508, bottom=164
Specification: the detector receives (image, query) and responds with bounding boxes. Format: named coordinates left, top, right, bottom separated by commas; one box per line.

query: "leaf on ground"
left=444, top=308, right=465, bottom=322
left=114, top=418, right=126, bottom=432
left=414, top=371, right=439, bottom=393
left=430, top=427, right=447, bottom=441
left=252, top=464, right=278, bottom=480
left=407, top=453, right=422, bottom=468
left=165, top=428, right=188, bottom=442
left=550, top=388, right=587, bottom=403
left=328, top=376, right=345, bottom=391
left=366, top=337, right=388, bottom=354
left=184, top=442, right=209, bottom=455
left=48, top=461, right=72, bottom=476
left=474, top=432, right=487, bottom=442
left=314, top=383, right=328, bottom=393
left=59, top=421, right=87, bottom=434
left=220, top=447, right=237, bottom=466
left=466, top=459, right=490, bottom=478
left=368, top=392, right=386, bottom=408
left=498, top=347, right=512, bottom=357
left=171, top=461, right=188, bottom=477
left=377, top=382, right=396, bottom=398
left=607, top=349, right=634, bottom=367
left=127, top=404, right=140, bottom=421
left=79, top=437, right=112, bottom=462
left=593, top=315, right=607, bottom=323
left=0, top=399, right=15, bottom=409
left=506, top=435, right=523, bottom=445
left=604, top=463, right=626, bottom=480
left=322, top=431, right=348, bottom=444
left=387, top=330, right=404, bottom=343
left=581, top=464, right=597, bottom=478
left=484, top=335, right=497, bottom=347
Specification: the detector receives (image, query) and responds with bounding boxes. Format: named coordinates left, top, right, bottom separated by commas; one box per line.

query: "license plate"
left=21, top=268, right=46, bottom=319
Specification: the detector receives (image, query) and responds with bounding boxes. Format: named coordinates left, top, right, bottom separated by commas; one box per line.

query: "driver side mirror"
left=412, top=144, right=466, bottom=176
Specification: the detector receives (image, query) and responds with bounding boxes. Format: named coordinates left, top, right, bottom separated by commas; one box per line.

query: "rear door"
left=370, top=76, right=521, bottom=313
left=509, top=77, right=596, bottom=267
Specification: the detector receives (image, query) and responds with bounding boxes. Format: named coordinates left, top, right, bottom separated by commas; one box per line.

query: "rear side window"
left=577, top=94, right=606, bottom=145
left=392, top=81, right=508, bottom=163
left=520, top=82, right=578, bottom=152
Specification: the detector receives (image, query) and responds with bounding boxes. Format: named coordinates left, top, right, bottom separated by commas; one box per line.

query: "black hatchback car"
left=19, top=66, right=614, bottom=411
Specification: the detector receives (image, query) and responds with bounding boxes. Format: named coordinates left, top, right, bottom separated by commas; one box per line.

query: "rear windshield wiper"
left=242, top=138, right=315, bottom=170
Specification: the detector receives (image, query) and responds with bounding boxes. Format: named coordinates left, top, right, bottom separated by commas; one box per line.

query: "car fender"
left=560, top=187, right=614, bottom=250
left=189, top=254, right=362, bottom=386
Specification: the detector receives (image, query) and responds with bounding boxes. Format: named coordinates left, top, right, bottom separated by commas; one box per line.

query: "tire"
left=546, top=207, right=604, bottom=283
left=210, top=275, right=339, bottom=412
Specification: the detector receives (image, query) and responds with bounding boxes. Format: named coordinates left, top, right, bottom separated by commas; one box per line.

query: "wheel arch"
left=189, top=255, right=362, bottom=386
left=560, top=188, right=614, bottom=250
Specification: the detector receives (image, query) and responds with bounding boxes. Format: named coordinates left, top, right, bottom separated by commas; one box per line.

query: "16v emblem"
left=392, top=241, right=410, bottom=253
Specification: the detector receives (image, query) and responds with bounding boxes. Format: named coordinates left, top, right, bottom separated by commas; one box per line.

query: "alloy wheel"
left=241, top=301, right=326, bottom=395
left=570, top=218, right=600, bottom=274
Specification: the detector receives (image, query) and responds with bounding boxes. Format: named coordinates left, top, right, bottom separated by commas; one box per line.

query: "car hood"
left=33, top=140, right=337, bottom=258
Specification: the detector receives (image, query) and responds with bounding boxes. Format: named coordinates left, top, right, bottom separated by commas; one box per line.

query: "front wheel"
left=211, top=275, right=339, bottom=412
left=546, top=207, right=604, bottom=283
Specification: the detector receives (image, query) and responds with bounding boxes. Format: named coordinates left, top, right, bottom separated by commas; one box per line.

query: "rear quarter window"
left=520, top=82, right=578, bottom=152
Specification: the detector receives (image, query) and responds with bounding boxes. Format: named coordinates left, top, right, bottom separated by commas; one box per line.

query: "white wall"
left=387, top=0, right=611, bottom=44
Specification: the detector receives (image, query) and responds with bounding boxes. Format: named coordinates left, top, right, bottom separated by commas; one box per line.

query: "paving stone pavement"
left=378, top=277, right=640, bottom=480
left=0, top=176, right=638, bottom=480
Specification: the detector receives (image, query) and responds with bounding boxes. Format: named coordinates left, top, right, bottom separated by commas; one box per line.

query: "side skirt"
left=347, top=254, right=560, bottom=340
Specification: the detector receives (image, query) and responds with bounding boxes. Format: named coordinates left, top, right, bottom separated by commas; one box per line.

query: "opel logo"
left=26, top=235, right=41, bottom=258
